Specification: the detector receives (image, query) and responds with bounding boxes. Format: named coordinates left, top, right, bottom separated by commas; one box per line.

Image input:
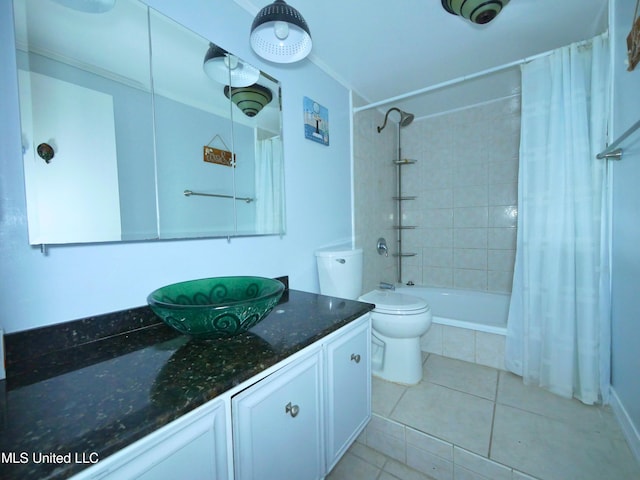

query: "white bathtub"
left=395, top=286, right=509, bottom=336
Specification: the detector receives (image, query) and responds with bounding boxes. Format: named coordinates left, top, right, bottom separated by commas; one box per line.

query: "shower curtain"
left=255, top=136, right=284, bottom=234
left=505, top=34, right=611, bottom=405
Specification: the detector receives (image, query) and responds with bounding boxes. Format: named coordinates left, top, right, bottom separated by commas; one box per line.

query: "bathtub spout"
left=379, top=281, right=395, bottom=291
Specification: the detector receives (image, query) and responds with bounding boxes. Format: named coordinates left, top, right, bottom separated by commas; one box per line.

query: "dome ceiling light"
left=441, top=0, right=510, bottom=25
left=250, top=1, right=312, bottom=63
left=224, top=84, right=273, bottom=117
left=203, top=43, right=261, bottom=87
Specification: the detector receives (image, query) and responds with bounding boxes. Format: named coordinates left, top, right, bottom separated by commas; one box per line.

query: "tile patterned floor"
left=328, top=354, right=640, bottom=480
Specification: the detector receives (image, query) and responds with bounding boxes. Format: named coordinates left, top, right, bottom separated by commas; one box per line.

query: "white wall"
left=0, top=0, right=353, bottom=333
left=610, top=0, right=640, bottom=457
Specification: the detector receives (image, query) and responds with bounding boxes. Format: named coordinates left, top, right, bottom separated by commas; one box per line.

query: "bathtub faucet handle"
left=377, top=238, right=389, bottom=257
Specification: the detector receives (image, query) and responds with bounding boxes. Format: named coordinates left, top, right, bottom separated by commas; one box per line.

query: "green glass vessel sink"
left=147, top=276, right=285, bottom=339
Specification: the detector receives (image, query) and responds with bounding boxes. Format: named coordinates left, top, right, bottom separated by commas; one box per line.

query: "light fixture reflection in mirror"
left=203, top=43, right=261, bottom=87
left=224, top=84, right=273, bottom=117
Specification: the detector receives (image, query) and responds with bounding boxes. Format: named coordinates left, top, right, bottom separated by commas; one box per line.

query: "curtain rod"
left=352, top=35, right=611, bottom=114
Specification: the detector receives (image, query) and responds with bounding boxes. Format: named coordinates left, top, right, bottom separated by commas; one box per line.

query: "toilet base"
left=371, top=331, right=423, bottom=385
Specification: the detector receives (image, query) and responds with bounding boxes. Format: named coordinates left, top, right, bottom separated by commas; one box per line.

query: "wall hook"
left=37, top=143, right=55, bottom=163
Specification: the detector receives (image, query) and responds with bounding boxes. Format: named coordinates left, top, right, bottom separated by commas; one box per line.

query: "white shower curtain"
left=255, top=136, right=285, bottom=234
left=505, top=34, right=611, bottom=405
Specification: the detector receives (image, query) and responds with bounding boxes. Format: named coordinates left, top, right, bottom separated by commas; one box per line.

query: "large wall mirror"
left=13, top=0, right=285, bottom=245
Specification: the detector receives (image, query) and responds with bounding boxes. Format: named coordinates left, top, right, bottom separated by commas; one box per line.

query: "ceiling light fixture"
left=203, top=43, right=261, bottom=87
left=441, top=0, right=510, bottom=25
left=224, top=84, right=273, bottom=117
left=250, top=0, right=312, bottom=63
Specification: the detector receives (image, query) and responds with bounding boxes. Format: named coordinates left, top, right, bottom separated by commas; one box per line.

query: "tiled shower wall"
left=354, top=96, right=521, bottom=294
left=353, top=100, right=397, bottom=294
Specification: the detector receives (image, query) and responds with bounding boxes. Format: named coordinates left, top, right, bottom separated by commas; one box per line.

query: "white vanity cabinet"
left=73, top=399, right=228, bottom=480
left=232, top=351, right=324, bottom=480
left=324, top=318, right=371, bottom=471
left=232, top=314, right=371, bottom=479
left=70, top=313, right=371, bottom=480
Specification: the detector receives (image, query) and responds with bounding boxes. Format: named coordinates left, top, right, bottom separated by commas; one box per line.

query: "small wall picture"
left=303, top=96, right=329, bottom=146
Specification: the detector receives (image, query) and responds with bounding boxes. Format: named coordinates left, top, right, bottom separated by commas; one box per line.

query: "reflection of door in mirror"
left=14, top=0, right=157, bottom=245
left=19, top=72, right=121, bottom=243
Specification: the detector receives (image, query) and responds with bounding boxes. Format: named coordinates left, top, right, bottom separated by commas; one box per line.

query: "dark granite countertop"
left=0, top=288, right=374, bottom=480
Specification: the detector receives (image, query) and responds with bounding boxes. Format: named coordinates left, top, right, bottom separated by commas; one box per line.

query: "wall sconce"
left=203, top=43, right=260, bottom=87
left=224, top=84, right=273, bottom=117
left=441, top=0, right=510, bottom=24
left=250, top=0, right=312, bottom=63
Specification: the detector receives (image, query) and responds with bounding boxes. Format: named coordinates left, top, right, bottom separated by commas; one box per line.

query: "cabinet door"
left=325, top=317, right=371, bottom=471
left=233, top=351, right=323, bottom=480
left=75, top=400, right=228, bottom=480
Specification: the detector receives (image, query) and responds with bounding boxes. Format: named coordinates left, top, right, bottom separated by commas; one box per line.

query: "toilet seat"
left=359, top=290, right=430, bottom=315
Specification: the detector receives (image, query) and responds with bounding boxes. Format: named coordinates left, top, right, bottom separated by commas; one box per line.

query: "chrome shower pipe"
left=377, top=107, right=414, bottom=283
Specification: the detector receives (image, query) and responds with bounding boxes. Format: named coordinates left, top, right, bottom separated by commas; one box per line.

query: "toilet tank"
left=315, top=246, right=363, bottom=300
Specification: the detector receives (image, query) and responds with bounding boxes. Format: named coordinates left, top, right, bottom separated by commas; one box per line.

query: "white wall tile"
left=454, top=228, right=488, bottom=249
left=454, top=268, right=487, bottom=290
left=455, top=249, right=488, bottom=270
left=474, top=332, right=506, bottom=370
left=356, top=96, right=520, bottom=295
left=424, top=247, right=454, bottom=268
left=421, top=323, right=443, bottom=354
left=442, top=325, right=476, bottom=363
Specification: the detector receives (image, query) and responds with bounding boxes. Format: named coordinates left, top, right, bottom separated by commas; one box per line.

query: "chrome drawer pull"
left=285, top=402, right=299, bottom=418
left=351, top=353, right=361, bottom=363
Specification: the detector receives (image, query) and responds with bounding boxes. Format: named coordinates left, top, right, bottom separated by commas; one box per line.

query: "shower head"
left=377, top=107, right=414, bottom=132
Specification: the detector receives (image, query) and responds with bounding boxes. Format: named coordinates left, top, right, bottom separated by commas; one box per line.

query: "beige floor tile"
left=490, top=404, right=640, bottom=480
left=383, top=458, right=440, bottom=480
left=326, top=451, right=381, bottom=480
left=373, top=376, right=408, bottom=417
left=390, top=381, right=494, bottom=456
left=423, top=355, right=498, bottom=400
left=348, top=442, right=389, bottom=469
left=497, top=371, right=622, bottom=436
left=348, top=354, right=640, bottom=480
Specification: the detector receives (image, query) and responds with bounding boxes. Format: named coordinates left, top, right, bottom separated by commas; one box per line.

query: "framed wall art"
left=303, top=96, right=329, bottom=146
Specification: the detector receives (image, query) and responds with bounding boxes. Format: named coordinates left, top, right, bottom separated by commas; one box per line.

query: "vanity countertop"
left=0, top=288, right=374, bottom=480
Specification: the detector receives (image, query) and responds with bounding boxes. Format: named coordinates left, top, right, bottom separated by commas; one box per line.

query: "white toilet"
left=315, top=246, right=432, bottom=385
left=359, top=290, right=431, bottom=385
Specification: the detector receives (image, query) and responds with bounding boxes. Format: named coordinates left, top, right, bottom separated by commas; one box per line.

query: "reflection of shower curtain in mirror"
left=255, top=137, right=284, bottom=234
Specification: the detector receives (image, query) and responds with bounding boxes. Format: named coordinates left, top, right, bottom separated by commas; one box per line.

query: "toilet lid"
left=359, top=290, right=430, bottom=314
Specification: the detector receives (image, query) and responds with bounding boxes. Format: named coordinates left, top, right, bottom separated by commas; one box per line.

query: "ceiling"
left=236, top=0, right=609, bottom=119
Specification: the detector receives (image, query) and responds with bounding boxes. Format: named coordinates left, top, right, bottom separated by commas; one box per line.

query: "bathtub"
left=395, top=286, right=509, bottom=336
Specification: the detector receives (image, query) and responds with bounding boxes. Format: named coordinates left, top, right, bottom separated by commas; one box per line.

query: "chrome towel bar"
left=597, top=118, right=640, bottom=160
left=184, top=190, right=254, bottom=203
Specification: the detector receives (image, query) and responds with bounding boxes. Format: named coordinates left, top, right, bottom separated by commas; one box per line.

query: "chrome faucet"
left=379, top=281, right=395, bottom=291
